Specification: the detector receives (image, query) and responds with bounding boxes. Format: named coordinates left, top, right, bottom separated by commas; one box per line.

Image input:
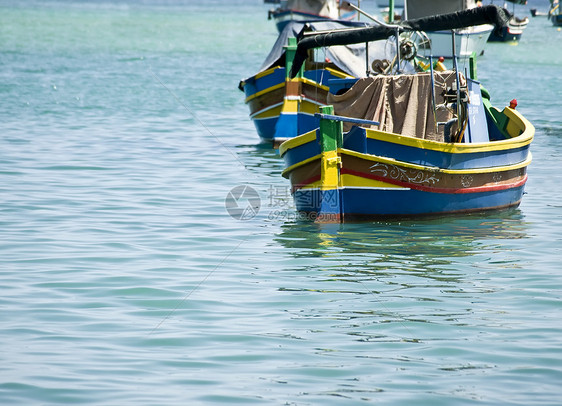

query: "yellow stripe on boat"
left=365, top=107, right=533, bottom=154
left=254, top=66, right=282, bottom=80
left=324, top=67, right=354, bottom=79
left=277, top=98, right=323, bottom=115
left=279, top=98, right=299, bottom=114
left=504, top=106, right=534, bottom=138
left=300, top=77, right=329, bottom=91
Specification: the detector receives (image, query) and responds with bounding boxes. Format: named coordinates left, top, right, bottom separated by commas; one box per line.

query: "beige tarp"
left=327, top=71, right=462, bottom=141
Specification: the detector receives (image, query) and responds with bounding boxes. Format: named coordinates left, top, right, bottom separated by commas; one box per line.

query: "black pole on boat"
left=429, top=54, right=437, bottom=132
left=452, top=30, right=462, bottom=141
left=395, top=28, right=401, bottom=73
left=365, top=41, right=369, bottom=76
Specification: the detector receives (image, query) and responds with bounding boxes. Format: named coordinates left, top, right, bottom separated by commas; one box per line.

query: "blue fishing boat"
left=268, top=0, right=358, bottom=32
left=239, top=19, right=388, bottom=145
left=279, top=5, right=534, bottom=221
left=487, top=0, right=528, bottom=42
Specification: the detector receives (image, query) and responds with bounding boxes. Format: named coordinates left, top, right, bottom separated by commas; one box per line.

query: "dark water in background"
left=1, top=0, right=561, bottom=404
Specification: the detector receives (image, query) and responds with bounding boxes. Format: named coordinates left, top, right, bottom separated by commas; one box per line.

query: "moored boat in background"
left=487, top=0, right=529, bottom=42
left=239, top=19, right=396, bottom=145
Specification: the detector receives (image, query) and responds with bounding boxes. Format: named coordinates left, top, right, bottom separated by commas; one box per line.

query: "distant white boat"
left=403, top=0, right=493, bottom=59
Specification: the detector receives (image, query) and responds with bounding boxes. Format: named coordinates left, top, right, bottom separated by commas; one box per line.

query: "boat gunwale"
left=280, top=106, right=534, bottom=156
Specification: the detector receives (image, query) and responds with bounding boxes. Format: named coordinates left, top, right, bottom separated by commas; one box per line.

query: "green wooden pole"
left=285, top=37, right=303, bottom=79
left=469, top=52, right=477, bottom=80
left=319, top=106, right=343, bottom=152
left=388, top=0, right=395, bottom=23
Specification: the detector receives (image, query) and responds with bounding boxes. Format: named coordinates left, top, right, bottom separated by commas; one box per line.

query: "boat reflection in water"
left=272, top=211, right=529, bottom=341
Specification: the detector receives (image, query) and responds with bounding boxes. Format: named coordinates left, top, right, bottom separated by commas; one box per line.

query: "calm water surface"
left=1, top=0, right=561, bottom=404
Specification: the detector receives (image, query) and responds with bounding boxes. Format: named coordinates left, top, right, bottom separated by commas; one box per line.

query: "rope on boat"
left=314, top=113, right=380, bottom=127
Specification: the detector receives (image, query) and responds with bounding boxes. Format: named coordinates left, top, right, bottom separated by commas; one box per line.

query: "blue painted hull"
left=294, top=184, right=525, bottom=219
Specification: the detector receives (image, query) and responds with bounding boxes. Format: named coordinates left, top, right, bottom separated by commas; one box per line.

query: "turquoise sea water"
left=1, top=1, right=561, bottom=404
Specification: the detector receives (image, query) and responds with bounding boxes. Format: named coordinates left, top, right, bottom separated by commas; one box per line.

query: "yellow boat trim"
left=279, top=129, right=317, bottom=156
left=254, top=66, right=282, bottom=80
left=342, top=149, right=533, bottom=174
left=277, top=99, right=323, bottom=115
left=300, top=77, right=329, bottom=91
left=503, top=106, right=535, bottom=138
left=279, top=99, right=299, bottom=114
left=324, top=67, right=354, bottom=79
left=365, top=107, right=533, bottom=154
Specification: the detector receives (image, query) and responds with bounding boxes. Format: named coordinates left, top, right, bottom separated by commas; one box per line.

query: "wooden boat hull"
left=280, top=106, right=534, bottom=221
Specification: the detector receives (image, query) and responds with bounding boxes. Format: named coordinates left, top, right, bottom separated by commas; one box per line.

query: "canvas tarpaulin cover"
left=327, top=71, right=462, bottom=141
